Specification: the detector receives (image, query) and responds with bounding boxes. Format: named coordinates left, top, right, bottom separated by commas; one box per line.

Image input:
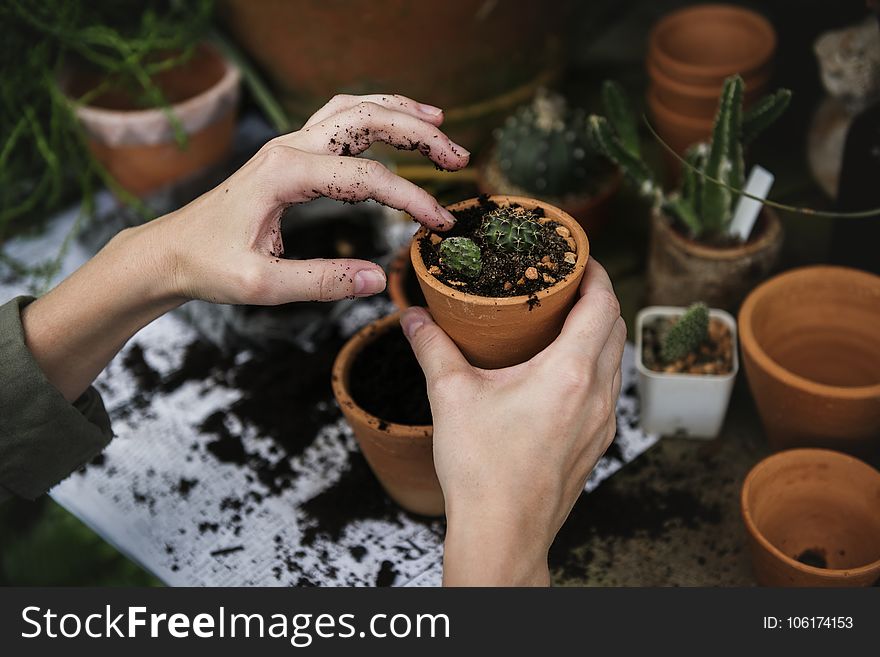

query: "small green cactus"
left=480, top=207, right=541, bottom=254
left=491, top=89, right=606, bottom=198
left=587, top=77, right=791, bottom=242
left=439, top=236, right=482, bottom=279
left=661, top=303, right=710, bottom=363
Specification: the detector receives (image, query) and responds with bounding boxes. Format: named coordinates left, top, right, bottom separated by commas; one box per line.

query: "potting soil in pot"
left=419, top=196, right=577, bottom=297
left=349, top=327, right=431, bottom=426
left=641, top=316, right=734, bottom=375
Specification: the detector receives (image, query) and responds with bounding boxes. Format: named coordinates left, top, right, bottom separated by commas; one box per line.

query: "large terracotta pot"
left=646, top=207, right=783, bottom=311
left=220, top=0, right=566, bottom=157
left=65, top=44, right=240, bottom=197
left=741, top=448, right=880, bottom=587
left=331, top=312, right=443, bottom=516
left=738, top=266, right=880, bottom=455
left=411, top=195, right=589, bottom=369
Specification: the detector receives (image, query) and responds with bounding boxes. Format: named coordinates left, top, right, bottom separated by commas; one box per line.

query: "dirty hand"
left=401, top=259, right=626, bottom=586
left=155, top=93, right=469, bottom=305
left=23, top=93, right=468, bottom=402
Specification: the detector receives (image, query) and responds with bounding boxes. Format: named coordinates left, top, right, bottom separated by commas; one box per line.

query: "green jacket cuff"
left=0, top=296, right=113, bottom=500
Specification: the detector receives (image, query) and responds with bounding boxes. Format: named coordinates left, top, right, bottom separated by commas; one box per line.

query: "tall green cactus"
left=587, top=77, right=791, bottom=242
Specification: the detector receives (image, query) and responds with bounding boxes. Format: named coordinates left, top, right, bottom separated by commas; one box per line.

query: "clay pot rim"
left=410, top=195, right=590, bottom=307
left=739, top=265, right=880, bottom=399
left=647, top=56, right=771, bottom=101
left=647, top=88, right=714, bottom=130
left=740, top=448, right=880, bottom=579
left=68, top=43, right=241, bottom=124
left=648, top=4, right=776, bottom=82
left=331, top=311, right=433, bottom=435
left=653, top=206, right=782, bottom=261
left=635, top=305, right=739, bottom=381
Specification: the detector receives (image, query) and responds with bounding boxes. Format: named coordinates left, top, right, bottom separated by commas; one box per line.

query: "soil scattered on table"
left=349, top=326, right=432, bottom=426
left=419, top=196, right=576, bottom=298
left=641, top=316, right=734, bottom=375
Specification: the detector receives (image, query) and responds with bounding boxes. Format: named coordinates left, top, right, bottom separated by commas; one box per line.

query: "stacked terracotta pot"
left=646, top=4, right=776, bottom=155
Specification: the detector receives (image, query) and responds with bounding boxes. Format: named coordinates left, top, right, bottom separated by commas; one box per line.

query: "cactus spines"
left=588, top=75, right=790, bottom=242
left=492, top=88, right=605, bottom=198
left=439, top=236, right=482, bottom=279
left=480, top=207, right=541, bottom=254
left=661, top=303, right=710, bottom=363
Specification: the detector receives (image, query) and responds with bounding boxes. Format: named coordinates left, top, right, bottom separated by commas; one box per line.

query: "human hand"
left=400, top=258, right=626, bottom=586
left=144, top=93, right=469, bottom=306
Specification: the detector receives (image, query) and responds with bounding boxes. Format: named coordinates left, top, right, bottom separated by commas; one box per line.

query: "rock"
left=563, top=251, right=577, bottom=265
left=429, top=233, right=443, bottom=245
left=555, top=226, right=571, bottom=239
left=428, top=265, right=441, bottom=275
left=525, top=266, right=539, bottom=280
left=503, top=281, right=514, bottom=291
left=564, top=237, right=577, bottom=251
left=542, top=273, right=556, bottom=284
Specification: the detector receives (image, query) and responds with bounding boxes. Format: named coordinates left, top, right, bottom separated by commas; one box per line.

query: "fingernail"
left=400, top=307, right=429, bottom=339
left=418, top=103, right=443, bottom=116
left=436, top=207, right=457, bottom=230
left=451, top=142, right=471, bottom=158
left=353, top=269, right=386, bottom=296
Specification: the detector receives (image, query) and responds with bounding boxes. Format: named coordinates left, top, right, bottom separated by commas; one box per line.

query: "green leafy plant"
left=588, top=77, right=791, bottom=242
left=480, top=207, right=541, bottom=254
left=439, top=236, right=482, bottom=279
left=491, top=88, right=609, bottom=198
left=661, top=302, right=709, bottom=363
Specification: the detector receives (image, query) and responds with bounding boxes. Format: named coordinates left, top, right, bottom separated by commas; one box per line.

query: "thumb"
left=400, top=307, right=470, bottom=382
left=263, top=258, right=386, bottom=303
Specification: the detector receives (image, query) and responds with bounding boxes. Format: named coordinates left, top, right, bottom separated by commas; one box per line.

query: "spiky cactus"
left=490, top=89, right=607, bottom=197
left=587, top=77, right=791, bottom=241
left=439, top=236, right=482, bottom=278
left=661, top=302, right=709, bottom=363
left=480, top=207, right=541, bottom=254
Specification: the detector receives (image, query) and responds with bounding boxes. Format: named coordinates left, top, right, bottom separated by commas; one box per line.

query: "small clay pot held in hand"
left=646, top=207, right=783, bottom=311
left=64, top=43, right=240, bottom=197
left=331, top=312, right=443, bottom=516
left=739, top=266, right=880, bottom=455
left=741, top=448, right=880, bottom=587
left=411, top=195, right=589, bottom=369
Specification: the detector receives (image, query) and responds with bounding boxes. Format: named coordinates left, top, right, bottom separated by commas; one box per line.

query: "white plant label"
left=729, top=165, right=774, bottom=241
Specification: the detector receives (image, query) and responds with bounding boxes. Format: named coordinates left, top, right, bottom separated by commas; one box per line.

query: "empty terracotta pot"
left=411, top=195, right=589, bottom=369
left=65, top=44, right=240, bottom=196
left=646, top=207, right=783, bottom=311
left=331, top=313, right=443, bottom=516
left=741, top=448, right=880, bottom=587
left=739, top=266, right=880, bottom=455
left=648, top=4, right=776, bottom=87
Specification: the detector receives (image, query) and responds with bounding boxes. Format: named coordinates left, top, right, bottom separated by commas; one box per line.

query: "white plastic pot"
left=635, top=306, right=738, bottom=439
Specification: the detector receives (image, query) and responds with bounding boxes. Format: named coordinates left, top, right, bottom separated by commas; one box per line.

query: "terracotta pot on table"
left=411, top=195, right=589, bottom=369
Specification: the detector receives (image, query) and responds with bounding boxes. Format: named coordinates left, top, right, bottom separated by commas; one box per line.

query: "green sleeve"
left=0, top=296, right=113, bottom=502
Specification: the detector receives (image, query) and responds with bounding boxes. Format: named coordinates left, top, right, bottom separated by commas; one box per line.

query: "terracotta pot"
left=741, top=448, right=880, bottom=587
left=65, top=44, right=240, bottom=197
left=648, top=4, right=776, bottom=87
left=412, top=195, right=589, bottom=369
left=739, top=266, right=880, bottom=455
left=648, top=57, right=771, bottom=121
left=646, top=207, right=783, bottom=311
left=478, top=157, right=623, bottom=236
left=387, top=244, right=426, bottom=311
left=331, top=312, right=443, bottom=516
left=220, top=0, right=566, bottom=157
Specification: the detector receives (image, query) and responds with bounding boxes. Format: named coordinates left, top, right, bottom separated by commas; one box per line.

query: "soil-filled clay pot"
left=65, top=44, right=240, bottom=196
left=387, top=244, right=426, bottom=311
left=648, top=4, right=776, bottom=88
left=646, top=207, right=783, bottom=311
left=741, top=449, right=880, bottom=587
left=636, top=306, right=738, bottom=439
left=411, top=195, right=589, bottom=369
left=220, top=0, right=565, bottom=158
left=331, top=312, right=442, bottom=516
left=739, top=266, right=880, bottom=455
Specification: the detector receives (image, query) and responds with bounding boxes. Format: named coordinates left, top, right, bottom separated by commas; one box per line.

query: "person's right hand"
left=400, top=258, right=626, bottom=586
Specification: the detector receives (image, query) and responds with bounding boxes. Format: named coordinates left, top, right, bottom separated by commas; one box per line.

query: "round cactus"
left=492, top=88, right=605, bottom=198
left=480, top=207, right=541, bottom=255
left=661, top=302, right=710, bottom=363
left=439, top=236, right=482, bottom=279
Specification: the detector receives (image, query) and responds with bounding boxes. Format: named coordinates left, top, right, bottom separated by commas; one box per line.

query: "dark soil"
left=349, top=326, right=431, bottom=426
left=419, top=195, right=576, bottom=297
left=641, top=316, right=734, bottom=375
left=796, top=548, right=827, bottom=569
